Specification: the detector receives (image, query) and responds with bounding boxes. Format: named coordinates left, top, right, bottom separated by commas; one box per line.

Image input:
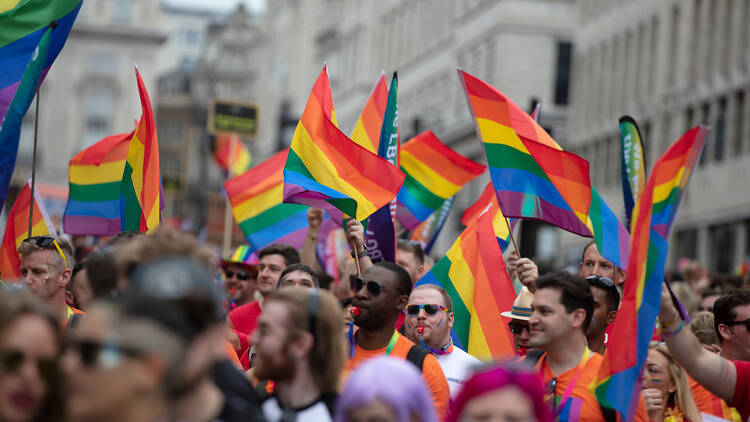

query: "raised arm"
left=300, top=207, right=324, bottom=271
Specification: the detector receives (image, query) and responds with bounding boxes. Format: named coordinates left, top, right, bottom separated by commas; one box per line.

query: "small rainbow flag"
left=416, top=201, right=516, bottom=360
left=397, top=130, right=485, bottom=230
left=282, top=66, right=405, bottom=221
left=225, top=149, right=308, bottom=252
left=462, top=182, right=515, bottom=252
left=0, top=180, right=56, bottom=281
left=64, top=132, right=133, bottom=235
left=120, top=66, right=161, bottom=233
left=592, top=125, right=709, bottom=421
left=214, top=132, right=251, bottom=177
left=350, top=72, right=388, bottom=153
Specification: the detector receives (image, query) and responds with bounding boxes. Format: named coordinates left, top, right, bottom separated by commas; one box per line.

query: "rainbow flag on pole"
left=0, top=180, right=56, bottom=281
left=224, top=149, right=308, bottom=252
left=350, top=72, right=388, bottom=153
left=619, top=116, right=647, bottom=229
left=283, top=66, right=405, bottom=221
left=592, top=126, right=709, bottom=421
left=63, top=132, right=132, bottom=235
left=416, top=203, right=516, bottom=360
left=120, top=66, right=161, bottom=233
left=214, top=132, right=251, bottom=177
left=397, top=130, right=485, bottom=230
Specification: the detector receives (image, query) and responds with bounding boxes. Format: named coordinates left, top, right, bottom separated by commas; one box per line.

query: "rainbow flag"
left=225, top=149, right=308, bottom=252
left=350, top=72, right=388, bottom=153
left=63, top=132, right=133, bottom=235
left=462, top=182, right=515, bottom=252
left=409, top=196, right=454, bottom=255
left=458, top=69, right=592, bottom=237
left=588, top=188, right=631, bottom=270
left=282, top=66, right=405, bottom=221
left=397, top=130, right=485, bottom=230
left=619, top=116, right=647, bottom=229
left=0, top=180, right=56, bottom=281
left=416, top=202, right=516, bottom=360
left=214, top=132, right=251, bottom=177
left=592, top=125, right=709, bottom=421
left=120, top=66, right=161, bottom=233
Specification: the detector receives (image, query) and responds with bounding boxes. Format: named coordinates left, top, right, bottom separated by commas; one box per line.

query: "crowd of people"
left=1, top=208, right=749, bottom=422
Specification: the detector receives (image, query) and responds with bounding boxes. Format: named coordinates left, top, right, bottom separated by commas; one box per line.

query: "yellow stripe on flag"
left=234, top=184, right=283, bottom=221
left=69, top=161, right=126, bottom=185
left=476, top=118, right=529, bottom=153
left=400, top=150, right=462, bottom=198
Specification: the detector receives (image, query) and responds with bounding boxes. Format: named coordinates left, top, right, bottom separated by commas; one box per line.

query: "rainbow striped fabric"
left=461, top=182, right=515, bottom=252
left=397, top=130, right=485, bottom=230
left=592, top=125, right=709, bottom=420
left=458, top=69, right=592, bottom=237
left=282, top=66, right=405, bottom=221
left=416, top=201, right=516, bottom=360
left=214, top=132, right=251, bottom=177
left=63, top=132, right=132, bottom=235
left=350, top=72, right=388, bottom=153
left=225, top=149, right=308, bottom=252
left=619, top=116, right=647, bottom=229
left=0, top=180, right=56, bottom=281
left=120, top=66, right=161, bottom=233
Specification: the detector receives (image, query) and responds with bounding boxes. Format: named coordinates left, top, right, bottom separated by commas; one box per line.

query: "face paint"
left=43, top=264, right=55, bottom=284
left=650, top=378, right=662, bottom=384
left=436, top=318, right=443, bottom=328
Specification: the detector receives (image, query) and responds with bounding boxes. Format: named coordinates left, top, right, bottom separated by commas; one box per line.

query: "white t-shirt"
left=261, top=394, right=335, bottom=422
left=435, top=346, right=481, bottom=398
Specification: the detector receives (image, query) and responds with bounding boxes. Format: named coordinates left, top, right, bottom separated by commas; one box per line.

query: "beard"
left=254, top=341, right=296, bottom=383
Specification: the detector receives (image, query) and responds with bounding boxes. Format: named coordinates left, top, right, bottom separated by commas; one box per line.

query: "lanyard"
left=66, top=305, right=74, bottom=320
left=551, top=348, right=591, bottom=418
left=384, top=331, right=399, bottom=355
left=350, top=330, right=400, bottom=358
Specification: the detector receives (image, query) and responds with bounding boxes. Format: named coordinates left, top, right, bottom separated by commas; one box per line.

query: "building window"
left=674, top=229, right=698, bottom=261
left=714, top=97, right=726, bottom=162
left=112, top=0, right=132, bottom=24
left=554, top=41, right=573, bottom=105
left=699, top=103, right=710, bottom=166
left=734, top=91, right=745, bottom=156
left=81, top=88, right=114, bottom=149
left=710, top=222, right=735, bottom=273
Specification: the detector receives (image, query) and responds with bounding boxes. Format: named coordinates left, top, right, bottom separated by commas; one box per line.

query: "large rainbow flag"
left=63, top=132, right=133, bottom=235
left=397, top=130, right=485, bottom=230
left=214, top=132, right=251, bottom=177
left=592, top=125, right=709, bottom=421
left=416, top=202, right=516, bottom=360
left=120, top=66, right=161, bottom=233
left=0, top=180, right=56, bottom=281
left=282, top=66, right=405, bottom=221
left=224, top=149, right=308, bottom=252
left=350, top=72, right=388, bottom=153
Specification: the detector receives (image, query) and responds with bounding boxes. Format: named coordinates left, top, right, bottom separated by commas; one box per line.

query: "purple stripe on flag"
left=273, top=227, right=307, bottom=250
left=497, top=190, right=592, bottom=237
left=63, top=215, right=121, bottom=236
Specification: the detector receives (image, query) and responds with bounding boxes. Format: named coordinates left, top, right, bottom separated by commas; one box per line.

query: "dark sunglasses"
left=585, top=275, right=615, bottom=289
left=405, top=304, right=447, bottom=316
left=225, top=270, right=252, bottom=281
left=0, top=349, right=58, bottom=382
left=725, top=318, right=750, bottom=331
left=350, top=276, right=391, bottom=297
left=508, top=320, right=530, bottom=334
left=545, top=376, right=558, bottom=410
left=66, top=339, right=141, bottom=369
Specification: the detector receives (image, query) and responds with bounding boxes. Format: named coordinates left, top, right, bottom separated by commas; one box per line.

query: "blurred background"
left=3, top=0, right=750, bottom=276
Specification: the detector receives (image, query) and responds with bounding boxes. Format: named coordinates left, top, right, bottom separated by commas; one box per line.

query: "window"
left=710, top=223, right=735, bottom=273
left=734, top=91, right=745, bottom=155
left=112, top=0, right=132, bottom=24
left=674, top=229, right=698, bottom=261
left=87, top=53, right=116, bottom=75
left=714, top=97, right=726, bottom=162
left=699, top=103, right=710, bottom=166
left=554, top=42, right=573, bottom=105
left=81, top=88, right=114, bottom=149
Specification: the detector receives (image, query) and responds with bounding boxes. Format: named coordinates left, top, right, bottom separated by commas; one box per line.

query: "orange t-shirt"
left=690, top=376, right=740, bottom=422
left=537, top=350, right=649, bottom=422
left=344, top=332, right=450, bottom=420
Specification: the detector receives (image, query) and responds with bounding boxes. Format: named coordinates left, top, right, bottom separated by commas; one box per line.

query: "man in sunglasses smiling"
left=221, top=247, right=259, bottom=310
left=403, top=284, right=479, bottom=399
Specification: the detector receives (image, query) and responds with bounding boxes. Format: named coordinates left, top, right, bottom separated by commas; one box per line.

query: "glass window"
left=554, top=41, right=573, bottom=105
left=112, top=0, right=132, bottom=24
left=81, top=88, right=114, bottom=149
left=710, top=223, right=735, bottom=273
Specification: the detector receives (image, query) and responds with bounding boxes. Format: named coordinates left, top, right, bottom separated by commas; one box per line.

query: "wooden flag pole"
left=27, top=85, right=41, bottom=238
left=221, top=134, right=235, bottom=257
left=504, top=216, right=521, bottom=258
left=351, top=239, right=362, bottom=276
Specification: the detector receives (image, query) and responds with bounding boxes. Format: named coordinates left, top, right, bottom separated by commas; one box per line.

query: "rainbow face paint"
left=436, top=319, right=443, bottom=328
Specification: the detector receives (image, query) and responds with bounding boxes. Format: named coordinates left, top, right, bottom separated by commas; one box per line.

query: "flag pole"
left=222, top=134, right=235, bottom=257
left=27, top=85, right=41, bottom=238
left=351, top=239, right=362, bottom=276
left=504, top=217, right=521, bottom=258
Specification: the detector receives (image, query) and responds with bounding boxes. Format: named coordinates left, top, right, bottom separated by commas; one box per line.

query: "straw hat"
left=501, top=287, right=534, bottom=321
left=221, top=245, right=258, bottom=274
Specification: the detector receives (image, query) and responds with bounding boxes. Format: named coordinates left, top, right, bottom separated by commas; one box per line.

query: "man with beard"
left=251, top=288, right=345, bottom=421
left=347, top=262, right=450, bottom=419
left=584, top=275, right=619, bottom=355
left=229, top=244, right=300, bottom=368
left=403, top=284, right=479, bottom=398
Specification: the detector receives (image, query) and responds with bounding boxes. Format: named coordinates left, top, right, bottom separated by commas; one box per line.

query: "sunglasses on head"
left=350, top=276, right=391, bottom=297
left=725, top=318, right=750, bottom=331
left=0, top=349, right=58, bottom=383
left=585, top=275, right=615, bottom=289
left=225, top=270, right=252, bottom=281
left=508, top=320, right=530, bottom=334
left=24, top=236, right=68, bottom=269
left=405, top=303, right=447, bottom=316
left=66, top=339, right=141, bottom=369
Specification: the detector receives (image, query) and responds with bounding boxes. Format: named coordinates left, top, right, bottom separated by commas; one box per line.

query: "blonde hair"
left=689, top=311, right=719, bottom=346
left=650, top=343, right=700, bottom=422
left=18, top=236, right=75, bottom=272
left=267, top=288, right=346, bottom=393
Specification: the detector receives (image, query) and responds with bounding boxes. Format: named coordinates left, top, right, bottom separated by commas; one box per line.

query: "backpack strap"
left=405, top=345, right=430, bottom=371
left=66, top=312, right=83, bottom=331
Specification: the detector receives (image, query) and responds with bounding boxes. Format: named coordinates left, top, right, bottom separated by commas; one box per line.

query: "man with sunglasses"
left=346, top=262, right=450, bottom=419
left=221, top=250, right=259, bottom=310
left=584, top=275, right=619, bottom=355
left=403, top=284, right=479, bottom=399
left=18, top=236, right=83, bottom=329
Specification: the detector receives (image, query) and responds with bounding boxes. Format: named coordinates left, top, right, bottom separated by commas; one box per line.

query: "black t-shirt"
left=212, top=359, right=264, bottom=421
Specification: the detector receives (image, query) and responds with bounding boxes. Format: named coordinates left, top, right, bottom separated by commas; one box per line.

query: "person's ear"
left=59, top=268, right=72, bottom=288
left=293, top=332, right=314, bottom=359
left=606, top=310, right=617, bottom=325
left=415, top=265, right=426, bottom=281
left=718, top=323, right=733, bottom=342
left=396, top=294, right=409, bottom=312
left=447, top=311, right=455, bottom=329
left=571, top=309, right=587, bottom=329
left=136, top=355, right=168, bottom=393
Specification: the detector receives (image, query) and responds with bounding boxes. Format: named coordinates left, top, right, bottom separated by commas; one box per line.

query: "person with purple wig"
left=447, top=363, right=551, bottom=422
left=335, top=356, right=436, bottom=422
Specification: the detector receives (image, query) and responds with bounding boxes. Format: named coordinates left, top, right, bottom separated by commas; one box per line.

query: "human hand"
left=506, top=251, right=519, bottom=279
left=641, top=388, right=663, bottom=421
left=659, top=284, right=679, bottom=324
left=516, top=258, right=539, bottom=293
left=307, top=207, right=324, bottom=231
left=345, top=218, right=365, bottom=253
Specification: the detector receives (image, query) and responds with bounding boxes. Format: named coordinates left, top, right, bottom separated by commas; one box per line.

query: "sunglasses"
left=545, top=376, right=558, bottom=410
left=350, top=276, right=392, bottom=297
left=585, top=275, right=615, bottom=289
left=225, top=270, right=252, bottom=281
left=24, top=236, right=68, bottom=269
left=405, top=304, right=447, bottom=317
left=66, top=339, right=141, bottom=369
left=508, top=320, right=530, bottom=334
left=725, top=318, right=750, bottom=331
left=0, top=349, right=58, bottom=383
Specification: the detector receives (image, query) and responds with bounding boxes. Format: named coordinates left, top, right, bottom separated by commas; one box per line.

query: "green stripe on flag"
left=400, top=171, right=446, bottom=210
left=120, top=163, right=142, bottom=231
left=483, top=143, right=549, bottom=180
left=430, top=256, right=471, bottom=347
left=285, top=148, right=316, bottom=181
left=240, top=204, right=307, bottom=234
left=69, top=182, right=121, bottom=202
